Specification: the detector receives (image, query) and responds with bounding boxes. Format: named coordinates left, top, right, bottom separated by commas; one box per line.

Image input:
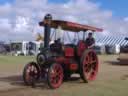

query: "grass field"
left=0, top=55, right=128, bottom=96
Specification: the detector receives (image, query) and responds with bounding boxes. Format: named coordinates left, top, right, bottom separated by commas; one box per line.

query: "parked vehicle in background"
left=94, top=43, right=106, bottom=54
left=117, top=37, right=128, bottom=63
left=0, top=44, right=6, bottom=54
left=105, top=44, right=120, bottom=54
left=10, top=41, right=43, bottom=56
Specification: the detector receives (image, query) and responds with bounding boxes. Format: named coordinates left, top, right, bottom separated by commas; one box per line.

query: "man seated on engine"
left=50, top=38, right=62, bottom=54
left=85, top=32, right=95, bottom=48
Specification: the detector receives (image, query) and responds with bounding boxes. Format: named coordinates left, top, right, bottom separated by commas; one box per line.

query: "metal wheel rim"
left=49, top=64, right=63, bottom=88
left=83, top=51, right=98, bottom=81
left=25, top=64, right=39, bottom=83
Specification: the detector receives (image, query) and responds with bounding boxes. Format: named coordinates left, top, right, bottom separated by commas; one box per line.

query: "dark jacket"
left=85, top=37, right=95, bottom=47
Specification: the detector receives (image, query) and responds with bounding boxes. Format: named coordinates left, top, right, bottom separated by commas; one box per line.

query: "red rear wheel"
left=80, top=49, right=98, bottom=82
left=47, top=63, right=63, bottom=89
left=23, top=62, right=40, bottom=86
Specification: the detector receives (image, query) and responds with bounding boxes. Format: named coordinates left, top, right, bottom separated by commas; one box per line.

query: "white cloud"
left=0, top=0, right=128, bottom=41
left=14, top=16, right=30, bottom=32
left=124, top=17, right=128, bottom=22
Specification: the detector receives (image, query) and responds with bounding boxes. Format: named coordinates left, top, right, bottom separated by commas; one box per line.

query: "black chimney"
left=43, top=14, right=52, bottom=48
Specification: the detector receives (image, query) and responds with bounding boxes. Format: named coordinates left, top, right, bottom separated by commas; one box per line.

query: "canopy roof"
left=39, top=20, right=103, bottom=32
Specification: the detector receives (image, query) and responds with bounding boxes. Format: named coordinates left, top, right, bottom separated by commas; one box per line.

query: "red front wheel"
left=23, top=62, right=40, bottom=86
left=80, top=49, right=98, bottom=83
left=47, top=63, right=64, bottom=89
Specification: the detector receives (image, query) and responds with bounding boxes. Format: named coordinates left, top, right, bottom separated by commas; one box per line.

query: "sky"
left=92, top=0, right=128, bottom=18
left=1, top=0, right=128, bottom=18
left=0, top=0, right=128, bottom=41
left=49, top=0, right=128, bottom=18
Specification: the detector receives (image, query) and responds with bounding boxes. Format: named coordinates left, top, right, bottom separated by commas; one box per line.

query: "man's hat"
left=88, top=32, right=92, bottom=35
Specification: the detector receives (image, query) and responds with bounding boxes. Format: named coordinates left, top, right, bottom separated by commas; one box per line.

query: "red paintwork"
left=82, top=51, right=98, bottom=81
left=66, top=21, right=102, bottom=32
left=39, top=20, right=103, bottom=32
left=63, top=58, right=71, bottom=65
left=64, top=47, right=74, bottom=57
left=77, top=40, right=87, bottom=56
left=70, top=63, right=78, bottom=71
left=54, top=57, right=78, bottom=71
left=48, top=63, right=63, bottom=88
left=54, top=57, right=65, bottom=64
left=54, top=41, right=87, bottom=71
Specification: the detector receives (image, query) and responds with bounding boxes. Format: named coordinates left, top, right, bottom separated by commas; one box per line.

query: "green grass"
left=0, top=55, right=128, bottom=96
left=0, top=56, right=35, bottom=65
left=0, top=56, right=36, bottom=73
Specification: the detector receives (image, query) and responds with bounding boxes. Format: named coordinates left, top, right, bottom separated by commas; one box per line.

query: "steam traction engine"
left=23, top=14, right=103, bottom=89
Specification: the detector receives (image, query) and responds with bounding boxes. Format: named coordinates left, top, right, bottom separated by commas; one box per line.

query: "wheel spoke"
left=90, top=60, right=96, bottom=64
left=48, top=63, right=63, bottom=89
left=81, top=50, right=98, bottom=82
left=23, top=62, right=40, bottom=86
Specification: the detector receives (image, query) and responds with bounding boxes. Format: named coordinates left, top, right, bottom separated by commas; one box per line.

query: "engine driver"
left=85, top=32, right=95, bottom=48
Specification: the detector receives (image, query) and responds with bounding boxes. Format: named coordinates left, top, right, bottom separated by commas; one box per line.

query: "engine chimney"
left=43, top=14, right=52, bottom=48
